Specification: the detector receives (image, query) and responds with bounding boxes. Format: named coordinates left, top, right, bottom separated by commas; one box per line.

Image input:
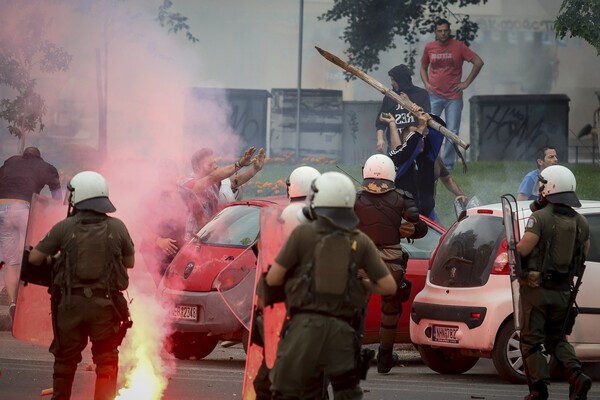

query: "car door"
left=569, top=211, right=600, bottom=348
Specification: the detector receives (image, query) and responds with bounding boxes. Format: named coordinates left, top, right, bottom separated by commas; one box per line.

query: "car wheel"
left=417, top=345, right=478, bottom=374
left=492, top=320, right=527, bottom=384
left=169, top=332, right=219, bottom=360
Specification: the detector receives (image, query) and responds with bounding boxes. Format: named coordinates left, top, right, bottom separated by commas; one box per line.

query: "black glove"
left=258, top=271, right=285, bottom=307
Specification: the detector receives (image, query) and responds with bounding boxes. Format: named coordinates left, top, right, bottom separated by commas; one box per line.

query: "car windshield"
left=429, top=214, right=504, bottom=287
left=195, top=205, right=261, bottom=247
left=402, top=224, right=443, bottom=260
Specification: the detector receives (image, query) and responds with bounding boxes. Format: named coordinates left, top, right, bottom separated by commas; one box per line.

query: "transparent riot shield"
left=12, top=194, right=66, bottom=346
left=242, top=205, right=289, bottom=400
left=501, top=194, right=522, bottom=330
left=216, top=247, right=258, bottom=331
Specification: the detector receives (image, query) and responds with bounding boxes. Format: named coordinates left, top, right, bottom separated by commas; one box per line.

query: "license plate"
left=173, top=305, right=198, bottom=321
left=432, top=325, right=458, bottom=343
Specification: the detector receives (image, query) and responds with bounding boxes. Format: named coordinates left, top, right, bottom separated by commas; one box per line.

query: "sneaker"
left=570, top=372, right=592, bottom=400
left=8, top=303, right=15, bottom=321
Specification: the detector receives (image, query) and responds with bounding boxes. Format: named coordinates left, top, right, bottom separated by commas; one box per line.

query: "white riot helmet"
left=68, top=171, right=116, bottom=213
left=362, top=154, right=396, bottom=194
left=306, top=171, right=358, bottom=229
left=539, top=165, right=581, bottom=207
left=287, top=166, right=321, bottom=200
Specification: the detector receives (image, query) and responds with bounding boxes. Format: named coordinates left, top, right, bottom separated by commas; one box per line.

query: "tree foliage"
left=319, top=0, right=486, bottom=77
left=158, top=0, right=198, bottom=43
left=554, top=0, right=600, bottom=55
left=0, top=7, right=71, bottom=149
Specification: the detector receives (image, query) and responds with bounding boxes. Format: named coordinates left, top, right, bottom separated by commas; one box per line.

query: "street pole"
left=295, top=0, right=304, bottom=160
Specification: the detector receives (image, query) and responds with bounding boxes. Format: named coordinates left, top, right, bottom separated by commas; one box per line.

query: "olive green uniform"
left=35, top=210, right=134, bottom=400
left=270, top=218, right=389, bottom=400
left=520, top=204, right=588, bottom=390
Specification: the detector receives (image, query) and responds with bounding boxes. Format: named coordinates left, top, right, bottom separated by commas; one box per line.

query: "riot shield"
left=12, top=194, right=66, bottom=346
left=242, top=205, right=289, bottom=400
left=501, top=194, right=523, bottom=330
left=216, top=247, right=258, bottom=331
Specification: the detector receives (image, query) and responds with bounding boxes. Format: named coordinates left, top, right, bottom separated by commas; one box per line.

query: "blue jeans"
left=430, top=92, right=463, bottom=170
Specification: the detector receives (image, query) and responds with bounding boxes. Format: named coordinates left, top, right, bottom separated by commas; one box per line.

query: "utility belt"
left=521, top=270, right=571, bottom=291
left=289, top=308, right=356, bottom=327
left=69, top=287, right=116, bottom=298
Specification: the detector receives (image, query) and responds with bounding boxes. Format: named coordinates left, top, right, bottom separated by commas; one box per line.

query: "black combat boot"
left=52, top=363, right=77, bottom=400
left=376, top=346, right=398, bottom=374
left=568, top=370, right=592, bottom=400
left=523, top=380, right=548, bottom=400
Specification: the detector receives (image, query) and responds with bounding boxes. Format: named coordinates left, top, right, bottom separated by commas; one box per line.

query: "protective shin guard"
left=376, top=346, right=397, bottom=374
left=94, top=363, right=118, bottom=400
left=568, top=370, right=592, bottom=400
left=52, top=363, right=77, bottom=400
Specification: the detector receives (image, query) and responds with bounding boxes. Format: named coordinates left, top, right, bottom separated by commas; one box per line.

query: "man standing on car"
left=375, top=64, right=430, bottom=154
left=263, top=172, right=396, bottom=399
left=354, top=154, right=426, bottom=374
left=517, top=165, right=591, bottom=400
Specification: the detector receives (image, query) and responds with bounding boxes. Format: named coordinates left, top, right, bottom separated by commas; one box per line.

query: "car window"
left=196, top=205, right=261, bottom=247
left=402, top=225, right=443, bottom=260
left=429, top=214, right=504, bottom=288
left=584, top=214, right=600, bottom=262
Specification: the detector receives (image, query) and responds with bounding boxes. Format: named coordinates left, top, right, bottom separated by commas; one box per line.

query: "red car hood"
left=162, top=241, right=248, bottom=292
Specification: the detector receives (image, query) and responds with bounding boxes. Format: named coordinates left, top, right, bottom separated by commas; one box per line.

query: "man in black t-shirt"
left=0, top=147, right=61, bottom=319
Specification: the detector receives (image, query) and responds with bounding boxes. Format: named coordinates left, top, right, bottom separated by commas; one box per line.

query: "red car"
left=158, top=196, right=445, bottom=360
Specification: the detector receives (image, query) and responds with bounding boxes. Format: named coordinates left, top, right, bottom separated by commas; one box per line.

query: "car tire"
left=492, top=320, right=527, bottom=384
left=169, top=332, right=219, bottom=360
left=417, top=345, right=479, bottom=374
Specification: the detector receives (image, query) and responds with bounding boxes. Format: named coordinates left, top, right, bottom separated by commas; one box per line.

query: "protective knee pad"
left=380, top=298, right=401, bottom=316
left=329, top=369, right=359, bottom=392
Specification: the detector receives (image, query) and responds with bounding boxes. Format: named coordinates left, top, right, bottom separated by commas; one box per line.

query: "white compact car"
left=410, top=200, right=600, bottom=383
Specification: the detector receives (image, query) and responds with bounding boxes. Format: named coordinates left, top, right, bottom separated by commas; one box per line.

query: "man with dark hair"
left=181, top=146, right=265, bottom=240
left=420, top=18, right=484, bottom=171
left=0, top=146, right=61, bottom=321
left=517, top=146, right=558, bottom=201
left=375, top=64, right=431, bottom=153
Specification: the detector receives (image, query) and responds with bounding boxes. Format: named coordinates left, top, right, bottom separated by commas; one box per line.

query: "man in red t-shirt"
left=420, top=18, right=484, bottom=171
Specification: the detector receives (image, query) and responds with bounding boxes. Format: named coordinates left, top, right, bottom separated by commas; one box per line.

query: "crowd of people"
left=0, top=16, right=591, bottom=400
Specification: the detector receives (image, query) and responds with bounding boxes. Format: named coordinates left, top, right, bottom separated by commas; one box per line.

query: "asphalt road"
left=2, top=326, right=600, bottom=400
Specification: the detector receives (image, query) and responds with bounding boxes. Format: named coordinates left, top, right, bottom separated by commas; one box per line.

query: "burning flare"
left=115, top=282, right=174, bottom=400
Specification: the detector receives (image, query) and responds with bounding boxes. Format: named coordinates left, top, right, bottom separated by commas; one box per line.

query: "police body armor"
left=523, top=205, right=587, bottom=291
left=354, top=189, right=418, bottom=247
left=284, top=222, right=367, bottom=320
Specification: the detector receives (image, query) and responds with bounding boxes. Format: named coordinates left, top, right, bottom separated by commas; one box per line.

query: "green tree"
left=554, top=0, right=600, bottom=54
left=319, top=0, right=487, bottom=76
left=0, top=6, right=72, bottom=153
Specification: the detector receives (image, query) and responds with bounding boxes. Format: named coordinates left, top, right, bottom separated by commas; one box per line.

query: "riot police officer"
left=354, top=154, right=424, bottom=373
left=264, top=171, right=396, bottom=399
left=28, top=171, right=135, bottom=400
left=517, top=165, right=591, bottom=400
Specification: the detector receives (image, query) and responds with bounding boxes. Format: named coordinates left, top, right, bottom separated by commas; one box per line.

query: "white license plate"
left=432, top=325, right=458, bottom=343
left=173, top=305, right=198, bottom=321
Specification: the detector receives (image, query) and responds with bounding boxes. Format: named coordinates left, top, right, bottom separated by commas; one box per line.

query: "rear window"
left=196, top=205, right=260, bottom=247
left=429, top=214, right=504, bottom=288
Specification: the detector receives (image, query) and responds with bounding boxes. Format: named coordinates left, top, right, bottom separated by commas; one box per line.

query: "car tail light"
left=491, top=239, right=510, bottom=275
left=213, top=266, right=252, bottom=291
